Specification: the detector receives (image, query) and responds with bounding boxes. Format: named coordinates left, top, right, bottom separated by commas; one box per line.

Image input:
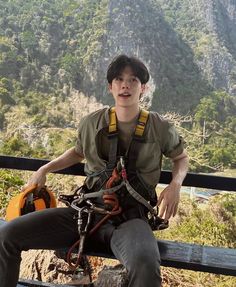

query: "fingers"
left=157, top=185, right=180, bottom=221
left=23, top=171, right=47, bottom=192
left=158, top=201, right=179, bottom=221
left=22, top=181, right=38, bottom=190
left=157, top=192, right=164, bottom=206
left=159, top=203, right=172, bottom=221
left=164, top=205, right=176, bottom=221
left=173, top=204, right=178, bottom=217
left=158, top=203, right=165, bottom=219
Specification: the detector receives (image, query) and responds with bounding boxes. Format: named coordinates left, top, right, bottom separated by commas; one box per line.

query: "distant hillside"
left=0, top=0, right=235, bottom=171
left=0, top=0, right=236, bottom=114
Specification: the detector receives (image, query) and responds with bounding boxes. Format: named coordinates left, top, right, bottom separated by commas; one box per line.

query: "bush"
left=157, top=194, right=236, bottom=248
left=0, top=170, right=24, bottom=217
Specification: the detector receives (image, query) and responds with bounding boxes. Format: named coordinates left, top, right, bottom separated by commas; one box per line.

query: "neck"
left=115, top=105, right=140, bottom=122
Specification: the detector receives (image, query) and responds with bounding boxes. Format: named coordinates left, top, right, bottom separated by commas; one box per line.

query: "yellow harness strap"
left=108, top=107, right=149, bottom=137
left=135, top=109, right=149, bottom=137
left=109, top=107, right=117, bottom=133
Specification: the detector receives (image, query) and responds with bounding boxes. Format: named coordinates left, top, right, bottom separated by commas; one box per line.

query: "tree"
left=0, top=78, right=15, bottom=105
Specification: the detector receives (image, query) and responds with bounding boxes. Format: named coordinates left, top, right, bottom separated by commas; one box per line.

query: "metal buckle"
left=149, top=214, right=169, bottom=231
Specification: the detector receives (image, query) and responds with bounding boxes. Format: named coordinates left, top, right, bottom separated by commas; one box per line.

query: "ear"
left=108, top=83, right=112, bottom=93
left=140, top=84, right=148, bottom=99
left=141, top=84, right=147, bottom=94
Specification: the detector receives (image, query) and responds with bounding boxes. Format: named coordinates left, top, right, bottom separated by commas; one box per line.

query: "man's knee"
left=128, top=247, right=160, bottom=271
left=127, top=248, right=162, bottom=287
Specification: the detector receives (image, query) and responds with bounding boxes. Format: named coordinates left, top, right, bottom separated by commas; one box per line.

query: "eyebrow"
left=117, top=73, right=137, bottom=77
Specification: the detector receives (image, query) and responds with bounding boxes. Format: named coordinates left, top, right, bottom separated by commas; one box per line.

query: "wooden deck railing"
left=0, top=155, right=236, bottom=278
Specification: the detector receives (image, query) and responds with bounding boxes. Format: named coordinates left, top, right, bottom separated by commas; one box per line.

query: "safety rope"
left=66, top=194, right=121, bottom=269
left=64, top=165, right=123, bottom=271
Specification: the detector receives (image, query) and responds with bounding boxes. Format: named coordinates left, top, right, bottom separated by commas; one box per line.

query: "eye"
left=115, top=76, right=123, bottom=81
left=132, top=77, right=138, bottom=82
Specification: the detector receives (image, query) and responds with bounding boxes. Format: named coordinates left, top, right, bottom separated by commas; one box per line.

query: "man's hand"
left=157, top=181, right=181, bottom=221
left=25, top=167, right=47, bottom=191
left=158, top=150, right=189, bottom=221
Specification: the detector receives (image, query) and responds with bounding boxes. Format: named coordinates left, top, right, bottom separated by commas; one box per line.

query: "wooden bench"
left=0, top=155, right=235, bottom=282
left=17, top=279, right=78, bottom=287
left=1, top=216, right=235, bottom=278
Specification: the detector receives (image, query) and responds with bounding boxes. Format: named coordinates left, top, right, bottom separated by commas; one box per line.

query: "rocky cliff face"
left=1, top=0, right=235, bottom=115
left=87, top=0, right=209, bottom=113
left=85, top=0, right=236, bottom=113
left=157, top=0, right=236, bottom=96
left=162, top=0, right=236, bottom=95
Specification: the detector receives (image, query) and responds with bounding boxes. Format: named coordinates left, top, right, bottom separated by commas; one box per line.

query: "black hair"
left=106, top=54, right=150, bottom=84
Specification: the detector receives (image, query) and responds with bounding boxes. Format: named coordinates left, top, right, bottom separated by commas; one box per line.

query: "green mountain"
left=0, top=0, right=236, bottom=113
left=0, top=0, right=235, bottom=171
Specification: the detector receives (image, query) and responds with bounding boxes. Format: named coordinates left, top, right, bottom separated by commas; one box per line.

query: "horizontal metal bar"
left=0, top=155, right=236, bottom=191
left=0, top=155, right=85, bottom=176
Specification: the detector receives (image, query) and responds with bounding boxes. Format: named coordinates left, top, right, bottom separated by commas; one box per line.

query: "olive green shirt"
left=75, top=107, right=184, bottom=189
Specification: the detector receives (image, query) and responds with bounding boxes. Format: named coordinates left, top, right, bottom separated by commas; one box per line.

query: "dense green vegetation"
left=0, top=0, right=109, bottom=161
left=192, top=91, right=236, bottom=170
left=1, top=89, right=235, bottom=172
left=0, top=170, right=24, bottom=216
left=0, top=170, right=235, bottom=286
left=156, top=193, right=236, bottom=286
left=0, top=0, right=235, bottom=172
left=0, top=1, right=235, bottom=286
left=157, top=193, right=236, bottom=248
left=160, top=90, right=236, bottom=172
left=0, top=0, right=108, bottom=94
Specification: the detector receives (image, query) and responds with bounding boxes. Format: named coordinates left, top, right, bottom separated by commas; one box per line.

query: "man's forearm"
left=171, top=150, right=189, bottom=186
left=39, top=147, right=84, bottom=174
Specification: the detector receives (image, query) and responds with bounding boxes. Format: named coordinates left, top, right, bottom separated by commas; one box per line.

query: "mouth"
left=118, top=93, right=131, bottom=98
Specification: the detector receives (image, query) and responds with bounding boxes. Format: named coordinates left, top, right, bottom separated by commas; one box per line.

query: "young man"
left=0, top=55, right=188, bottom=287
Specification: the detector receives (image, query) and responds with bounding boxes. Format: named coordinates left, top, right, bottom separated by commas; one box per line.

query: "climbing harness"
left=59, top=158, right=167, bottom=270
left=93, top=107, right=168, bottom=229
left=59, top=107, right=169, bottom=280
left=93, top=107, right=156, bottom=201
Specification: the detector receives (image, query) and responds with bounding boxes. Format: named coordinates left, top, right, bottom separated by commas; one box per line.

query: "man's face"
left=108, top=66, right=146, bottom=108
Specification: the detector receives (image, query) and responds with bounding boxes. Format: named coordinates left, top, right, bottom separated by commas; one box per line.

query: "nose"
left=122, top=79, right=131, bottom=89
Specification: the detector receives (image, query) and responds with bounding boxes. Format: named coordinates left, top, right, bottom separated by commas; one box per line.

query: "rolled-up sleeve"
left=161, top=122, right=185, bottom=158
left=74, top=118, right=85, bottom=157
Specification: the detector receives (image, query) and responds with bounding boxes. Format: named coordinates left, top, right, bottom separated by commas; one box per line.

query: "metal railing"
left=0, top=155, right=236, bottom=277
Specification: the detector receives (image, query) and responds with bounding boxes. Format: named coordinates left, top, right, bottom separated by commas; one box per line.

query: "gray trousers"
left=0, top=207, right=161, bottom=287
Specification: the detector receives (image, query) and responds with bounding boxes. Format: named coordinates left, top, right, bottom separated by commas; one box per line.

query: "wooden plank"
left=17, top=278, right=84, bottom=287
left=0, top=155, right=236, bottom=191
left=157, top=240, right=236, bottom=276
left=1, top=219, right=235, bottom=276
left=86, top=241, right=236, bottom=276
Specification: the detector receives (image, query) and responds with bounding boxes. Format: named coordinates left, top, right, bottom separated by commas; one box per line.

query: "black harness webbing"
left=92, top=108, right=118, bottom=190
left=127, top=109, right=148, bottom=174
left=93, top=108, right=155, bottom=204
